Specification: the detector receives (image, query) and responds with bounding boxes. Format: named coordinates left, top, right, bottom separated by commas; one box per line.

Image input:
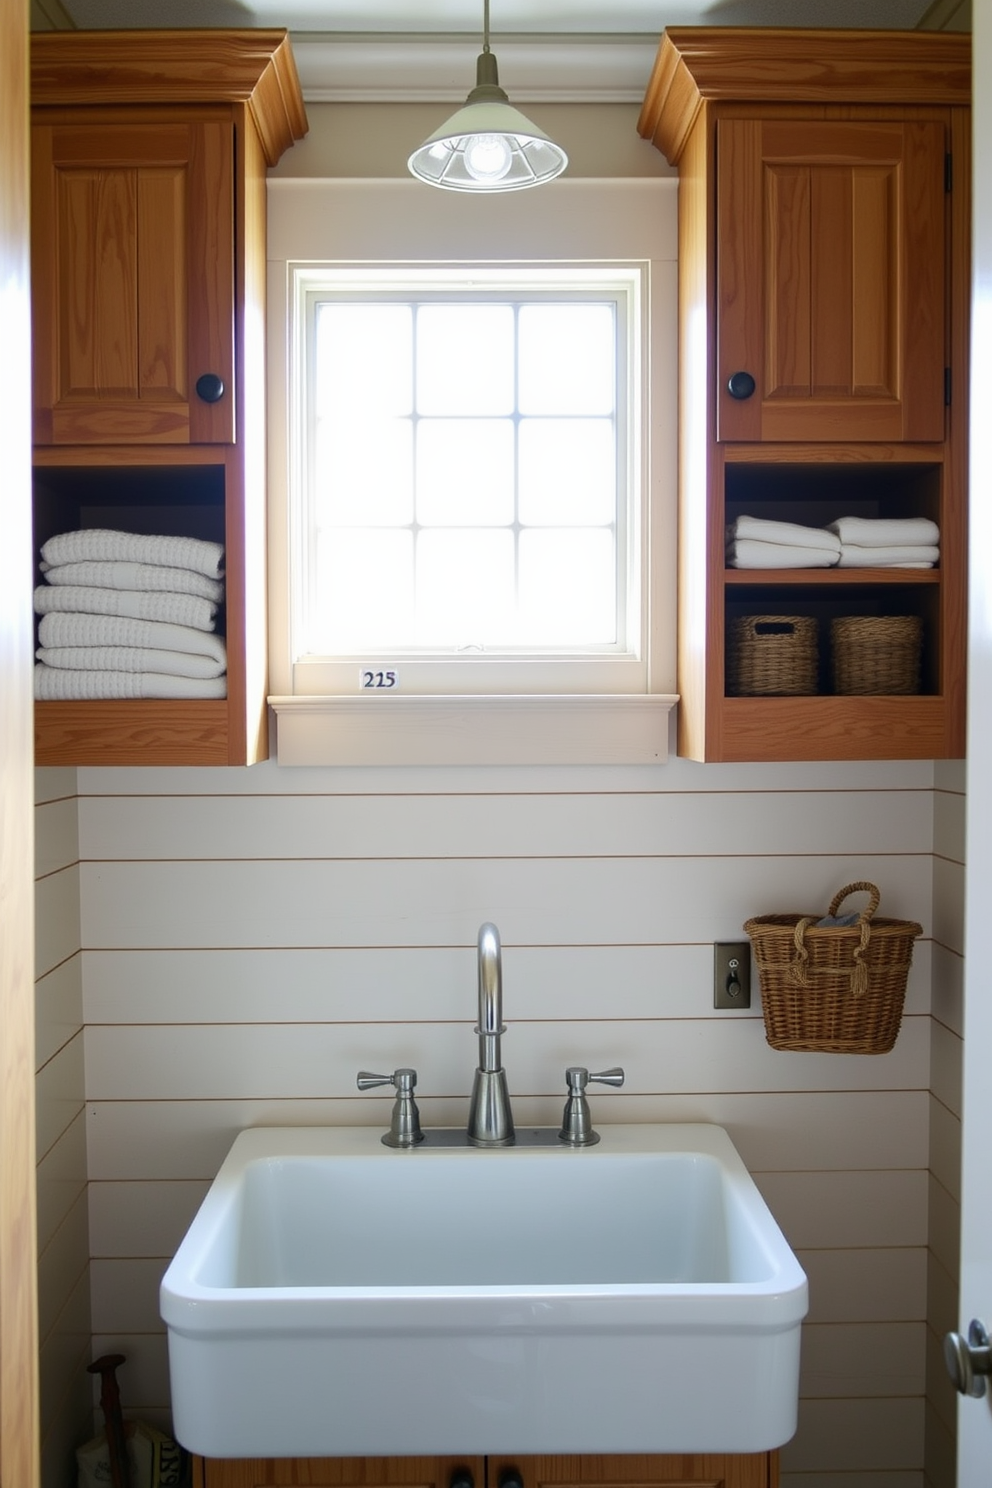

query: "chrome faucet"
left=466, top=922, right=515, bottom=1146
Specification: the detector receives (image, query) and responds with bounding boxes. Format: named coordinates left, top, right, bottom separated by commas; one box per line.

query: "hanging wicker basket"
left=744, top=881, right=922, bottom=1054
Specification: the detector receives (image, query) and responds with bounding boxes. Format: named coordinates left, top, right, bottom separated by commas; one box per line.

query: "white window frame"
left=291, top=263, right=644, bottom=697
left=266, top=179, right=679, bottom=765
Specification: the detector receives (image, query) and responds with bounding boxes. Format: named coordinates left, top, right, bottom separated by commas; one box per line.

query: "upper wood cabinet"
left=30, top=31, right=308, bottom=766
left=716, top=117, right=946, bottom=444
left=638, top=28, right=970, bottom=763
left=32, top=115, right=236, bottom=446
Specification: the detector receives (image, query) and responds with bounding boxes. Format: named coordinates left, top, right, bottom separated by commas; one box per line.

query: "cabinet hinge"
left=946, top=152, right=953, bottom=192
left=945, top=367, right=952, bottom=406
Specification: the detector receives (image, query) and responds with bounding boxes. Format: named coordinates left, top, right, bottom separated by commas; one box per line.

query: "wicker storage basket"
left=831, top=615, right=922, bottom=695
left=728, top=614, right=818, bottom=696
left=744, top=881, right=922, bottom=1053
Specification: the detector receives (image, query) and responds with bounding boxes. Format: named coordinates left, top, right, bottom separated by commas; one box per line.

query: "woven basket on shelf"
left=744, top=881, right=922, bottom=1054
left=831, top=615, right=922, bottom=695
left=728, top=614, right=818, bottom=696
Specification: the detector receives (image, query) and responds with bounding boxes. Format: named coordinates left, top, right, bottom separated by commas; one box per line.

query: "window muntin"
left=289, top=264, right=646, bottom=696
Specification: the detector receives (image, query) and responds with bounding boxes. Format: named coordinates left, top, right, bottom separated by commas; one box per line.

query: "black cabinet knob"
left=450, top=1471, right=474, bottom=1488
left=498, top=1472, right=524, bottom=1488
left=195, top=372, right=225, bottom=404
left=727, top=370, right=756, bottom=400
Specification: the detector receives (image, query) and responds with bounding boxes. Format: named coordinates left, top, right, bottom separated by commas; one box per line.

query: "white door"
left=957, top=5, right=992, bottom=1478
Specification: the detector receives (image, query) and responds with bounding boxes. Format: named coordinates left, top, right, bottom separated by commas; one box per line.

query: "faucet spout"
left=467, top=922, right=515, bottom=1146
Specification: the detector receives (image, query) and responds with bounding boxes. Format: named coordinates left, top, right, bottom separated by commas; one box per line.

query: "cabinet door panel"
left=717, top=118, right=945, bottom=443
left=200, top=1456, right=486, bottom=1488
left=490, top=1454, right=769, bottom=1488
left=32, top=119, right=234, bottom=445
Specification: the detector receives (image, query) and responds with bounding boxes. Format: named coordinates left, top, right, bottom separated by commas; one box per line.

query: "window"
left=290, top=265, right=645, bottom=696
left=266, top=179, right=678, bottom=765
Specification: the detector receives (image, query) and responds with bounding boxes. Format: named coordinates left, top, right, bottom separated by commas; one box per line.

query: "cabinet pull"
left=449, top=1471, right=474, bottom=1488
left=727, top=370, right=756, bottom=400
left=499, top=1471, right=524, bottom=1488
left=195, top=372, right=226, bottom=403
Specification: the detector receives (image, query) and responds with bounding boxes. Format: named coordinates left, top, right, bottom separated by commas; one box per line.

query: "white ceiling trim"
left=290, top=34, right=661, bottom=103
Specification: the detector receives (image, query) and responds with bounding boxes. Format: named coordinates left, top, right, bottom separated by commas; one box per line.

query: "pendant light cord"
left=482, top=0, right=491, bottom=54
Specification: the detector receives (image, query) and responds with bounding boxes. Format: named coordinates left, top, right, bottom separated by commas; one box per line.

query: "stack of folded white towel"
left=34, top=529, right=227, bottom=700
left=726, top=514, right=940, bottom=570
left=828, top=516, right=941, bottom=568
left=726, top=515, right=841, bottom=568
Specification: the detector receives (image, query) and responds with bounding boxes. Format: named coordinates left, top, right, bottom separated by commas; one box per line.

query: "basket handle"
left=789, top=881, right=880, bottom=998
left=828, top=881, right=881, bottom=923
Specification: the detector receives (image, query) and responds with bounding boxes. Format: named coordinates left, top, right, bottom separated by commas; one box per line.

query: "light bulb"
left=463, top=133, right=513, bottom=183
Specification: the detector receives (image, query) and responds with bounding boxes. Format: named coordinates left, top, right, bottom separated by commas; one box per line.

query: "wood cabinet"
left=195, top=1455, right=776, bottom=1488
left=30, top=31, right=308, bottom=765
left=638, top=29, right=970, bottom=762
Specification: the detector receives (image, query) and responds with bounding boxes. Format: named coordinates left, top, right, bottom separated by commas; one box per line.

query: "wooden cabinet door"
left=198, top=1457, right=486, bottom=1488
left=716, top=118, right=946, bottom=443
left=31, top=117, right=235, bottom=445
left=490, top=1456, right=769, bottom=1488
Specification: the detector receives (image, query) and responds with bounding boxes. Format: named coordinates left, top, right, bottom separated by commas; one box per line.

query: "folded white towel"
left=41, top=529, right=225, bottom=580
left=37, top=645, right=226, bottom=680
left=829, top=516, right=940, bottom=548
left=34, top=584, right=219, bottom=632
left=38, top=612, right=227, bottom=665
left=728, top=539, right=839, bottom=569
left=838, top=544, right=940, bottom=568
left=40, top=560, right=224, bottom=603
left=34, top=665, right=227, bottom=701
left=728, top=515, right=842, bottom=554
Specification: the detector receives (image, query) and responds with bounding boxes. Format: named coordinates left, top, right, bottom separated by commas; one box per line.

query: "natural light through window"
left=290, top=265, right=646, bottom=695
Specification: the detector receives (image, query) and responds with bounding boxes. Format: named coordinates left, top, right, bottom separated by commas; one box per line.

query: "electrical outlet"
left=714, top=941, right=752, bottom=1009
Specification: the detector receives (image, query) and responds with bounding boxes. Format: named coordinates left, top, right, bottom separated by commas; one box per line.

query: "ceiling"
left=31, top=0, right=971, bottom=100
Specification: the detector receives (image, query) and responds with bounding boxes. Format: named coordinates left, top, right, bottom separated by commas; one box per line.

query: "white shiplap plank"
left=931, top=941, right=964, bottom=1037
left=36, top=1033, right=84, bottom=1163
left=35, top=795, right=78, bottom=880
left=84, top=1091, right=930, bottom=1184
left=798, top=1248, right=926, bottom=1324
left=933, top=786, right=966, bottom=863
left=929, top=1091, right=962, bottom=1202
left=36, top=1108, right=87, bottom=1256
left=81, top=1015, right=930, bottom=1102
left=927, top=1172, right=961, bottom=1282
left=780, top=1397, right=924, bottom=1473
left=77, top=788, right=934, bottom=862
left=78, top=854, right=931, bottom=950
left=35, top=954, right=82, bottom=1070
left=77, top=757, right=936, bottom=798
left=800, top=1321, right=925, bottom=1397
left=79, top=940, right=933, bottom=1023
left=88, top=1331, right=174, bottom=1414
left=35, top=766, right=77, bottom=808
left=88, top=1181, right=210, bottom=1259
left=36, top=863, right=80, bottom=980
left=932, top=853, right=965, bottom=955
left=930, top=1018, right=963, bottom=1117
left=89, top=1257, right=169, bottom=1334
left=37, top=1189, right=88, bottom=1342
left=754, top=1170, right=928, bottom=1250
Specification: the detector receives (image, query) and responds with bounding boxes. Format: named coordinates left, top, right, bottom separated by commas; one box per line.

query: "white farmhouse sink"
left=160, top=1124, right=807, bottom=1459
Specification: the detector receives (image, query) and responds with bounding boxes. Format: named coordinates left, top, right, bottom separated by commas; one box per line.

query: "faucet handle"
left=565, top=1065, right=625, bottom=1093
left=559, top=1066, right=625, bottom=1147
left=356, top=1068, right=424, bottom=1148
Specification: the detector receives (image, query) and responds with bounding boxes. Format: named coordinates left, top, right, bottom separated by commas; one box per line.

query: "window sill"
left=267, top=694, right=678, bottom=767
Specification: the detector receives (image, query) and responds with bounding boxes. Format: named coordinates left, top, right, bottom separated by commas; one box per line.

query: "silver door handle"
left=945, top=1319, right=992, bottom=1397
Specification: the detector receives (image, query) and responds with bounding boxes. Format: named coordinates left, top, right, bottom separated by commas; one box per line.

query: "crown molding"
left=290, top=33, right=661, bottom=102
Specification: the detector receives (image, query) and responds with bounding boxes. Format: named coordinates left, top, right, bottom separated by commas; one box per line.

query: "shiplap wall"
left=926, top=760, right=965, bottom=1488
left=35, top=766, right=90, bottom=1488
left=71, top=751, right=938, bottom=1486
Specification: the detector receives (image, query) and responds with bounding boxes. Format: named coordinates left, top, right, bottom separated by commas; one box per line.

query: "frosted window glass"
left=417, top=420, right=515, bottom=526
left=315, top=304, right=412, bottom=416
left=518, top=304, right=615, bottom=415
left=315, top=529, right=413, bottom=650
left=518, top=418, right=616, bottom=527
left=316, top=416, right=413, bottom=527
left=416, top=305, right=515, bottom=415
left=519, top=529, right=616, bottom=644
left=416, top=529, right=516, bottom=646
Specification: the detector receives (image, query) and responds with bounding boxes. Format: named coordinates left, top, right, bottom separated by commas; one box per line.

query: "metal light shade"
left=408, top=48, right=567, bottom=193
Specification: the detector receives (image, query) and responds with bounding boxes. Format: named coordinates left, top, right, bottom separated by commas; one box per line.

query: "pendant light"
left=408, top=0, right=568, bottom=193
